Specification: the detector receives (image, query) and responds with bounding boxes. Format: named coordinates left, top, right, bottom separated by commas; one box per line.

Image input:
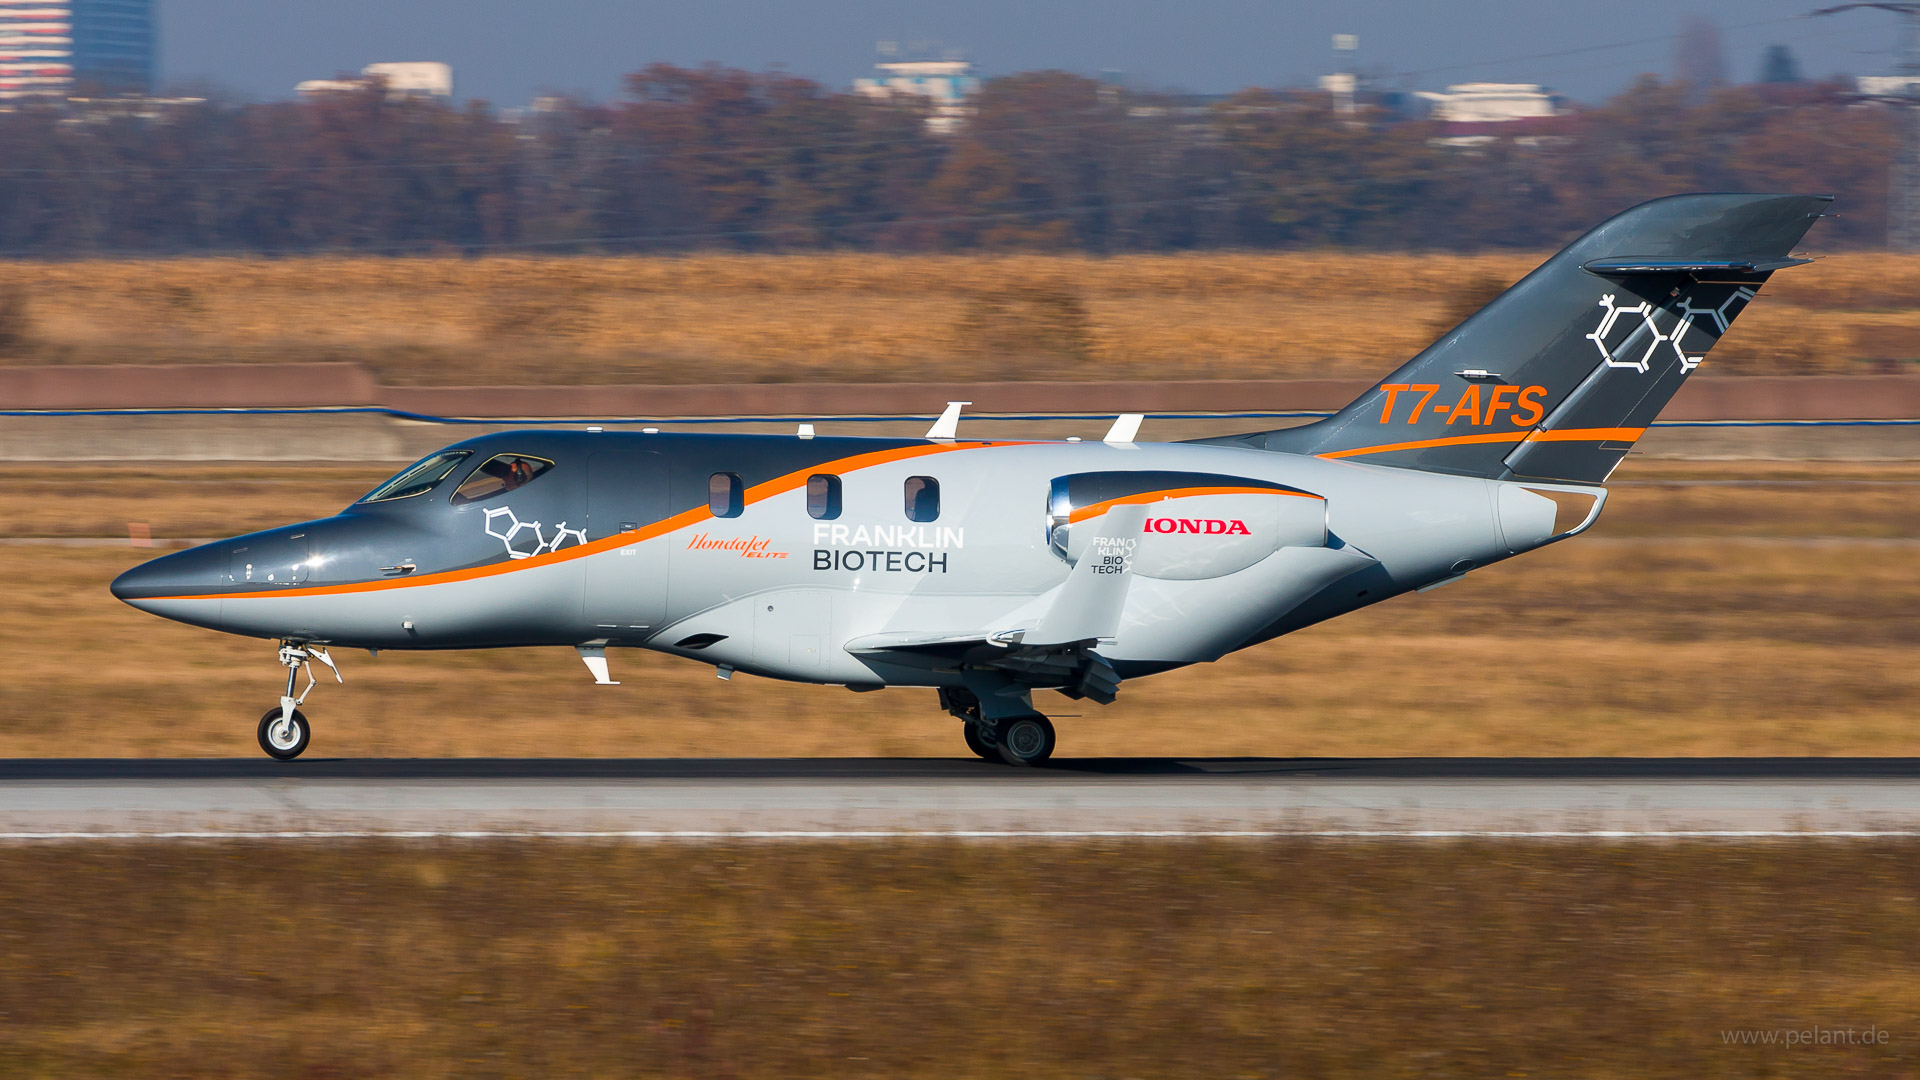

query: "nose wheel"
left=256, top=641, right=341, bottom=761
left=258, top=707, right=310, bottom=760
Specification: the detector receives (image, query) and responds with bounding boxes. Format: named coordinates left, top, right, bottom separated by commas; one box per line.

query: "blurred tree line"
left=0, top=65, right=1896, bottom=255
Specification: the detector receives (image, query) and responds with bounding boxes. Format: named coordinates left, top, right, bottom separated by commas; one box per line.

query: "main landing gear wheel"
left=257, top=707, right=310, bottom=760
left=963, top=721, right=1000, bottom=761
left=996, top=714, right=1056, bottom=767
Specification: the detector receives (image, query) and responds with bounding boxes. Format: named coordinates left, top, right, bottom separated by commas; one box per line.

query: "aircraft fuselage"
left=113, top=429, right=1598, bottom=688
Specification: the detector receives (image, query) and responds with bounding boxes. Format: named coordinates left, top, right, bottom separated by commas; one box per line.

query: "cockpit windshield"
left=358, top=450, right=472, bottom=504
left=452, top=454, right=554, bottom=504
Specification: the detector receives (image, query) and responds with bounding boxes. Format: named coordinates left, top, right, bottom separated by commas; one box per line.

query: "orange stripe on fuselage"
left=171, top=440, right=1011, bottom=602
left=1065, top=485, right=1321, bottom=525
left=1316, top=427, right=1647, bottom=460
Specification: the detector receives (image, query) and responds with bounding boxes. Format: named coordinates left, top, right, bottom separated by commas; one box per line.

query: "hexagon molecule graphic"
left=1585, top=293, right=1669, bottom=374
left=1666, top=286, right=1757, bottom=373
left=483, top=506, right=587, bottom=560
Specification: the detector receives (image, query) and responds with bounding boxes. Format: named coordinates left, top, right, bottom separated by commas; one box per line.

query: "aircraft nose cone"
left=108, top=563, right=140, bottom=602
left=111, top=542, right=228, bottom=608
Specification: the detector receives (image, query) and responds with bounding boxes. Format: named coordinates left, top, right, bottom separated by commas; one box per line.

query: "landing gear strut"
left=961, top=720, right=999, bottom=761
left=258, top=641, right=340, bottom=761
left=941, top=687, right=1000, bottom=762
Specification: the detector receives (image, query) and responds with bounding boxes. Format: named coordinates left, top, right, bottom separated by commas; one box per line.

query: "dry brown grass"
left=1, top=461, right=1914, bottom=759
left=2, top=840, right=1917, bottom=1076
left=1, top=252, right=1915, bottom=385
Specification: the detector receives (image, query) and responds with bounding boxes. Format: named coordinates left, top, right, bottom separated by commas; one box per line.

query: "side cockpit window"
left=452, top=454, right=555, bottom=505
left=359, top=450, right=472, bottom=504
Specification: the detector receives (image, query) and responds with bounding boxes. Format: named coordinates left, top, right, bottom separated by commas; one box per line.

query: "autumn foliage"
left=0, top=67, right=1899, bottom=255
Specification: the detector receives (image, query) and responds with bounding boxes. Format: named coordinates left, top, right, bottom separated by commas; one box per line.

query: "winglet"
left=1103, top=414, right=1143, bottom=443
left=1025, top=503, right=1146, bottom=646
left=926, top=401, right=970, bottom=440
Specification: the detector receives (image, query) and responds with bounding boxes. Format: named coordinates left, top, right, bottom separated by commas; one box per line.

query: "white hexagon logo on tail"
left=1586, top=293, right=1670, bottom=374
left=483, top=506, right=588, bottom=560
left=1666, top=286, right=1757, bottom=373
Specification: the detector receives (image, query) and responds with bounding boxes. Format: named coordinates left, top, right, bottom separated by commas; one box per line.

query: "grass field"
left=3, top=252, right=1917, bottom=385
left=2, top=460, right=1915, bottom=759
left=2, top=840, right=1916, bottom=1076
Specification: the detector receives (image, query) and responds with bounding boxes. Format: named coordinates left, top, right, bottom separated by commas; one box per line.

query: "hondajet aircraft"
left=113, top=193, right=1828, bottom=763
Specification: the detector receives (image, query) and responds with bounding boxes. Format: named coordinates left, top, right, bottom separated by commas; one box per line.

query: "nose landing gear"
left=258, top=706, right=309, bottom=760
left=258, top=641, right=341, bottom=761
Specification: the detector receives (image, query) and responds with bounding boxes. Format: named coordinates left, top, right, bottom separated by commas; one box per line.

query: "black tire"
left=963, top=721, right=1000, bottom=761
left=996, top=714, right=1055, bottom=766
left=257, top=707, right=310, bottom=761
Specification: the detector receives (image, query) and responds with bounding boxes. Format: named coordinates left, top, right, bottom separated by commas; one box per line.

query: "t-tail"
left=1208, top=193, right=1831, bottom=483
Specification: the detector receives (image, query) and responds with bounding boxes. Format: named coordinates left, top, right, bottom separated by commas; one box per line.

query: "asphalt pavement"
left=3, top=758, right=1919, bottom=838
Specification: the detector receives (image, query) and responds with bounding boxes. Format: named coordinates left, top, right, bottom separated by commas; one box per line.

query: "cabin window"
left=359, top=450, right=471, bottom=504
left=904, top=476, right=940, bottom=522
left=709, top=472, right=744, bottom=518
left=451, top=454, right=555, bottom=505
left=807, top=474, right=842, bottom=520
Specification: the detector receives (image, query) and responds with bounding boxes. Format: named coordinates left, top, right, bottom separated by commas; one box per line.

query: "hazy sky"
left=158, top=0, right=1898, bottom=106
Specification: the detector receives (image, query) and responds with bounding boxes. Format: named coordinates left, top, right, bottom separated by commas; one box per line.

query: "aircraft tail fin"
left=1205, top=193, right=1830, bottom=483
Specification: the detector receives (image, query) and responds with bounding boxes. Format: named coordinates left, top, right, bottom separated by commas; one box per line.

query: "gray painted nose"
left=111, top=542, right=228, bottom=604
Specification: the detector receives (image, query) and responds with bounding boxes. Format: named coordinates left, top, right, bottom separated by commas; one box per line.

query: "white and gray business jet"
left=113, top=193, right=1829, bottom=762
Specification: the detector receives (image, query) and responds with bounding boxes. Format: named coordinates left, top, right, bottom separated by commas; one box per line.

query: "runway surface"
left=5, top=758, right=1920, bottom=838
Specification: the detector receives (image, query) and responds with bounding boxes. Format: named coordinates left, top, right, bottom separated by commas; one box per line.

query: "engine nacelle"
left=1046, top=471, right=1327, bottom=580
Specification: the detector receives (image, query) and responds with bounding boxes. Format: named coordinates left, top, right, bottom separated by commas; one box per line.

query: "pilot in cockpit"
left=451, top=453, right=552, bottom=505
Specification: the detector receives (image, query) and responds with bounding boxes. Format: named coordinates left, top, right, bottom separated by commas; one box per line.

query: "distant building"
left=1318, top=32, right=1361, bottom=117
left=1858, top=75, right=1920, bottom=99
left=297, top=61, right=453, bottom=100
left=1414, top=82, right=1570, bottom=147
left=1758, top=44, right=1802, bottom=85
left=1317, top=72, right=1357, bottom=116
left=853, top=58, right=978, bottom=133
left=1415, top=82, right=1565, bottom=124
left=0, top=0, right=153, bottom=100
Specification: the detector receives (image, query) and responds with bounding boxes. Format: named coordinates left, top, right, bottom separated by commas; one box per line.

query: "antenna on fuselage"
left=1103, top=414, right=1143, bottom=443
left=925, top=401, right=970, bottom=440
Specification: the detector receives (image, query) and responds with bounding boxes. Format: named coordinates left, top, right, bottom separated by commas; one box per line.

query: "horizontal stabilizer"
left=1583, top=257, right=1810, bottom=276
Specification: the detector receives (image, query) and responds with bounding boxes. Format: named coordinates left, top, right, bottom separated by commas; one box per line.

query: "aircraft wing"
left=844, top=505, right=1145, bottom=703
left=844, top=629, right=1021, bottom=654
left=846, top=629, right=1124, bottom=704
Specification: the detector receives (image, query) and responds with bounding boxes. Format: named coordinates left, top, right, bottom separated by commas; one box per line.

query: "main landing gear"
left=258, top=641, right=341, bottom=761
left=995, top=714, right=1057, bottom=766
left=962, top=720, right=999, bottom=761
left=942, top=688, right=1057, bottom=767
